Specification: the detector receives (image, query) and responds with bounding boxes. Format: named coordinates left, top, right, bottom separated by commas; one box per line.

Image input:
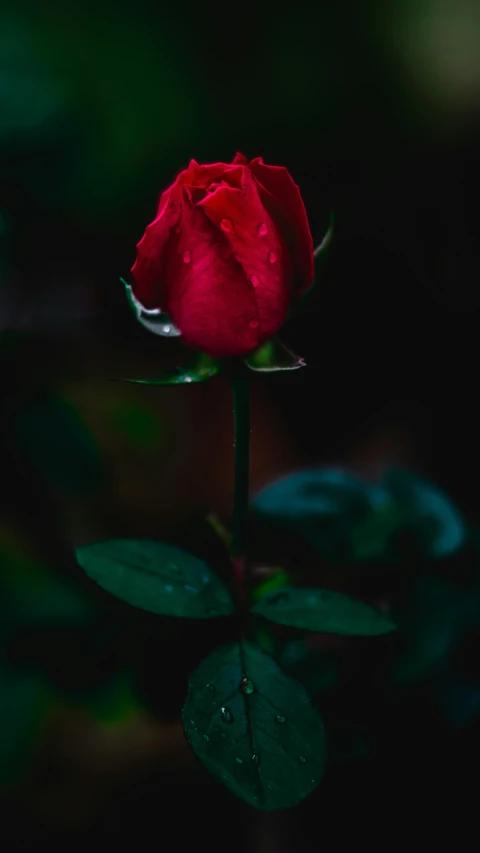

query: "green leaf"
left=251, top=570, right=292, bottom=603
left=124, top=351, right=220, bottom=385
left=182, top=640, right=326, bottom=810
left=76, top=539, right=234, bottom=618
left=122, top=278, right=181, bottom=337
left=244, top=338, right=306, bottom=372
left=252, top=468, right=390, bottom=561
left=251, top=587, right=396, bottom=635
left=382, top=469, right=465, bottom=557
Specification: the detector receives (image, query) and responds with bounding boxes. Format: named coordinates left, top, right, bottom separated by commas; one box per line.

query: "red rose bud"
left=131, top=153, right=314, bottom=358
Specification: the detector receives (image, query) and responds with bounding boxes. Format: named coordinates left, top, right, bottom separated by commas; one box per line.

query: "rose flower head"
left=130, top=153, right=314, bottom=358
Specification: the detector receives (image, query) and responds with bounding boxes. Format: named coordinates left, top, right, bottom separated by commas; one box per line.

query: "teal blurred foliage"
left=251, top=467, right=480, bottom=753
left=0, top=662, right=49, bottom=789
left=0, top=537, right=152, bottom=785
left=11, top=390, right=105, bottom=496
left=252, top=466, right=466, bottom=562
left=0, top=1, right=203, bottom=222
left=0, top=545, right=89, bottom=786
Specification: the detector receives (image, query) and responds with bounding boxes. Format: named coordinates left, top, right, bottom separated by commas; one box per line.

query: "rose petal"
left=249, top=158, right=314, bottom=293
left=185, top=161, right=243, bottom=190
left=161, top=191, right=262, bottom=357
left=131, top=179, right=183, bottom=309
left=199, top=170, right=291, bottom=343
left=232, top=152, right=248, bottom=165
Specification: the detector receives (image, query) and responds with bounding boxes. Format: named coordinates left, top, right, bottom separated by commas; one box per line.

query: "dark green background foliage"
left=1, top=0, right=480, bottom=847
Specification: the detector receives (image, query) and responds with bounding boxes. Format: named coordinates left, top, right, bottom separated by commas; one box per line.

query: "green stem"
left=230, top=363, right=251, bottom=609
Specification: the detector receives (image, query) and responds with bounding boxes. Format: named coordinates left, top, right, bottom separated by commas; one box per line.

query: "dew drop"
left=235, top=757, right=243, bottom=764
left=251, top=753, right=261, bottom=766
left=168, top=563, right=181, bottom=574
left=220, top=218, right=233, bottom=232
left=268, top=251, right=277, bottom=264
left=183, top=250, right=192, bottom=264
left=213, top=725, right=220, bottom=733
left=220, top=706, right=234, bottom=724
left=184, top=584, right=198, bottom=593
left=164, top=584, right=174, bottom=593
left=205, top=683, right=216, bottom=696
left=203, top=734, right=210, bottom=742
left=275, top=715, right=287, bottom=725
left=258, top=223, right=268, bottom=237
left=249, top=319, right=259, bottom=329
left=220, top=732, right=227, bottom=739
left=298, top=755, right=307, bottom=764
left=163, top=324, right=171, bottom=334
left=240, top=677, right=255, bottom=695
left=250, top=274, right=260, bottom=287
left=184, top=376, right=193, bottom=383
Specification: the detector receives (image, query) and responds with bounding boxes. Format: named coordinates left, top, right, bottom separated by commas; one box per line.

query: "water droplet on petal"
left=206, top=683, right=216, bottom=696
left=220, top=707, right=234, bottom=724
left=251, top=753, right=261, bottom=766
left=249, top=319, right=259, bottom=329
left=298, top=755, right=307, bottom=764
left=220, top=218, right=233, bottom=232
left=183, top=250, right=192, bottom=264
left=203, top=734, right=210, bottom=742
left=268, top=251, right=277, bottom=264
left=240, top=677, right=255, bottom=695
left=250, top=274, right=260, bottom=287
left=235, top=756, right=243, bottom=764
left=258, top=223, right=268, bottom=237
left=275, top=715, right=287, bottom=724
left=164, top=584, right=173, bottom=593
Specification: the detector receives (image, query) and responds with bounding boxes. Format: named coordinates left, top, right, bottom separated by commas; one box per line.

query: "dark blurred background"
left=1, top=0, right=480, bottom=849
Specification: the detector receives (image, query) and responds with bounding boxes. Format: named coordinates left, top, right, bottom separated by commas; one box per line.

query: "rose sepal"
left=290, top=213, right=334, bottom=316
left=122, top=350, right=220, bottom=385
left=121, top=278, right=181, bottom=338
left=244, top=337, right=306, bottom=372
